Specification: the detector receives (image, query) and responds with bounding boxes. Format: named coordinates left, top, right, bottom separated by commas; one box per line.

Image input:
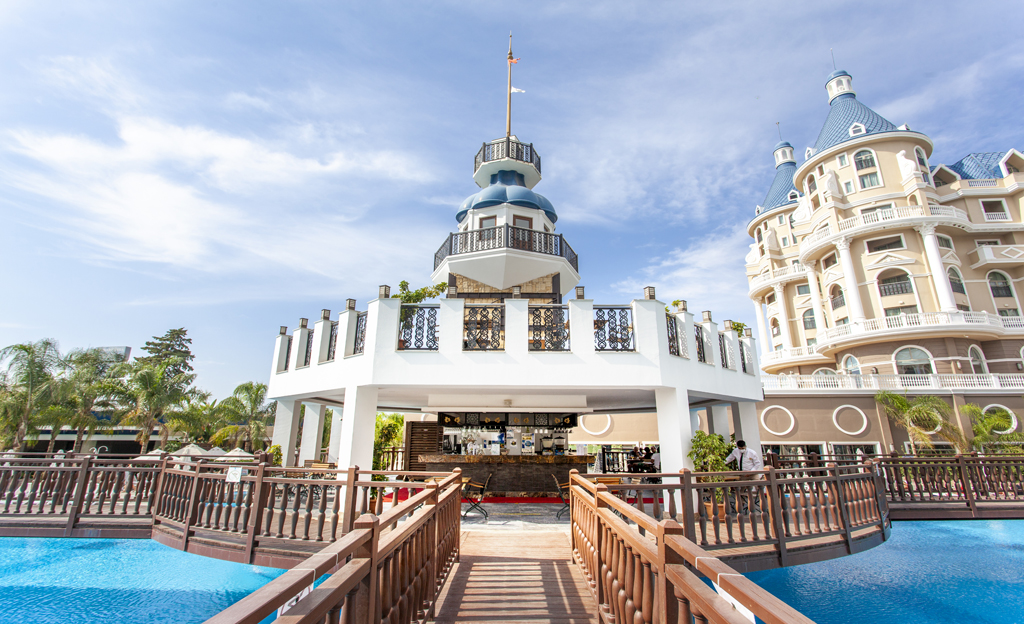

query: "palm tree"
left=958, top=404, right=1024, bottom=453
left=0, top=339, right=64, bottom=451
left=104, top=359, right=195, bottom=452
left=167, top=391, right=224, bottom=445
left=59, top=349, right=122, bottom=453
left=211, top=382, right=274, bottom=452
left=875, top=391, right=968, bottom=454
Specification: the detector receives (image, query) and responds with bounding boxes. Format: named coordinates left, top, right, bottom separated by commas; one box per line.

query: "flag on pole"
left=509, top=57, right=520, bottom=64
left=511, top=87, right=525, bottom=93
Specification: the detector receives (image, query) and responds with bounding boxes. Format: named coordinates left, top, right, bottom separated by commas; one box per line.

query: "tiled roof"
left=947, top=152, right=1005, bottom=180
left=812, top=93, right=898, bottom=153
left=761, top=161, right=799, bottom=211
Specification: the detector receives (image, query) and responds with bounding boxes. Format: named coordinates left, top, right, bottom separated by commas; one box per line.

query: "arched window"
left=894, top=347, right=933, bottom=375
left=969, top=346, right=987, bottom=374
left=830, top=285, right=845, bottom=310
left=756, top=230, right=763, bottom=243
left=788, top=190, right=799, bottom=201
left=813, top=368, right=837, bottom=376
left=802, top=309, right=816, bottom=330
left=989, top=272, right=1014, bottom=298
left=948, top=267, right=965, bottom=294
left=878, top=269, right=913, bottom=297
left=807, top=175, right=818, bottom=194
left=843, top=355, right=861, bottom=375
left=915, top=147, right=928, bottom=167
left=770, top=318, right=780, bottom=337
left=854, top=150, right=876, bottom=170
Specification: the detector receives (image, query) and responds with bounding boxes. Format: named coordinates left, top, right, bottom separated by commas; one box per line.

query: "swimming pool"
left=0, top=538, right=285, bottom=624
left=746, top=520, right=1024, bottom=624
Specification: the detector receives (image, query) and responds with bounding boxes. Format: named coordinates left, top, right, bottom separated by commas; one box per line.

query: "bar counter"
left=419, top=454, right=593, bottom=497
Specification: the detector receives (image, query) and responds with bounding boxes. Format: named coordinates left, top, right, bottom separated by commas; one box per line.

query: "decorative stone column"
left=773, top=284, right=793, bottom=349
left=655, top=387, right=694, bottom=472
left=753, top=297, right=769, bottom=355
left=336, top=386, right=379, bottom=471
left=916, top=224, right=958, bottom=312
left=805, top=261, right=828, bottom=336
left=835, top=237, right=867, bottom=322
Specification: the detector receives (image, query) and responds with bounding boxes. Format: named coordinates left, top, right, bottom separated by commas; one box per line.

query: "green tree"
left=167, top=391, right=224, bottom=445
left=959, top=404, right=1024, bottom=453
left=875, top=391, right=968, bottom=454
left=0, top=339, right=64, bottom=451
left=135, top=329, right=195, bottom=378
left=392, top=281, right=447, bottom=304
left=63, top=348, right=122, bottom=452
left=210, top=382, right=275, bottom=452
left=687, top=430, right=734, bottom=473
left=104, top=359, right=195, bottom=452
left=373, top=413, right=405, bottom=474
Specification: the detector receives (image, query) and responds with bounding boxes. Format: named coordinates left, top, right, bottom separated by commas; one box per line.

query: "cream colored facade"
left=744, top=70, right=1024, bottom=454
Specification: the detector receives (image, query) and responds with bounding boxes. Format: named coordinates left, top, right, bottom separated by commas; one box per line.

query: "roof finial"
left=506, top=32, right=514, bottom=138
left=830, top=48, right=836, bottom=71
left=776, top=122, right=782, bottom=141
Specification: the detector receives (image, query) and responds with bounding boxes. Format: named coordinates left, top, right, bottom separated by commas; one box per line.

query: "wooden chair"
left=552, top=474, right=570, bottom=520
left=462, top=473, right=492, bottom=518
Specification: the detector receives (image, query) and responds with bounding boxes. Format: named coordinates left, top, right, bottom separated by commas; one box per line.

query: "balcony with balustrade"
left=473, top=136, right=542, bottom=188
left=814, top=310, right=1024, bottom=353
left=763, top=372, right=1024, bottom=394
left=747, top=262, right=807, bottom=297
left=968, top=244, right=1024, bottom=270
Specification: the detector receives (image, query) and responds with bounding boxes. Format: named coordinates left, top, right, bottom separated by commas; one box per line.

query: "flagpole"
left=506, top=33, right=513, bottom=138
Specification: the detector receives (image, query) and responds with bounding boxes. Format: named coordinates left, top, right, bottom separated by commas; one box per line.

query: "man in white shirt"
left=724, top=440, right=764, bottom=472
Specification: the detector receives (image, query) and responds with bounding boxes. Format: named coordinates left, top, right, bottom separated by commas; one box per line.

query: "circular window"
left=832, top=405, right=868, bottom=436
left=579, top=413, right=612, bottom=436
left=760, top=405, right=796, bottom=436
left=982, top=404, right=1018, bottom=435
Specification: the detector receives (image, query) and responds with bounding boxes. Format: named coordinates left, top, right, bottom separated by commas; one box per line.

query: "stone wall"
left=453, top=272, right=559, bottom=304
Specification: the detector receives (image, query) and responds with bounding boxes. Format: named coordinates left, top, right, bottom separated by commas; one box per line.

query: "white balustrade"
left=762, top=373, right=1024, bottom=392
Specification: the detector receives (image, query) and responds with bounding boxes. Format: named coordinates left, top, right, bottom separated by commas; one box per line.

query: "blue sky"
left=2, top=1, right=1023, bottom=398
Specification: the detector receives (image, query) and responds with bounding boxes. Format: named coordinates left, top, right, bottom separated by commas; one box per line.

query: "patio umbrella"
left=133, top=448, right=168, bottom=460
left=171, top=443, right=209, bottom=457
left=204, top=447, right=227, bottom=456
left=215, top=448, right=256, bottom=461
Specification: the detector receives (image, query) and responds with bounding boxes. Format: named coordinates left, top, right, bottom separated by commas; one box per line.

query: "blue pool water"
left=0, top=538, right=285, bottom=624
left=747, top=520, right=1024, bottom=624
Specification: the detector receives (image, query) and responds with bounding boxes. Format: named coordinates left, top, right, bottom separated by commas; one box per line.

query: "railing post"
left=957, top=455, right=979, bottom=518
left=828, top=462, right=854, bottom=554
left=595, top=483, right=609, bottom=615
left=351, top=514, right=380, bottom=624
left=767, top=466, right=788, bottom=567
left=150, top=455, right=171, bottom=519
left=245, top=462, right=268, bottom=563
left=180, top=460, right=206, bottom=551
left=680, top=469, right=695, bottom=542
left=657, top=520, right=684, bottom=624
left=868, top=460, right=890, bottom=536
left=342, top=466, right=359, bottom=533
left=426, top=480, right=440, bottom=620
left=64, top=455, right=92, bottom=537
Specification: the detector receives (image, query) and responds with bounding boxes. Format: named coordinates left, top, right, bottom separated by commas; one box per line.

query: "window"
left=770, top=319, right=780, bottom=337
left=788, top=191, right=799, bottom=202
left=513, top=215, right=533, bottom=229
left=806, top=338, right=817, bottom=347
left=766, top=293, right=776, bottom=304
left=778, top=215, right=785, bottom=225
left=969, top=346, right=987, bottom=374
left=817, top=165, right=825, bottom=176
left=982, top=200, right=1009, bottom=221
left=859, top=172, right=881, bottom=188
left=836, top=317, right=849, bottom=325
left=957, top=304, right=971, bottom=312
left=756, top=230, right=763, bottom=243
left=885, top=305, right=919, bottom=316
left=797, top=284, right=810, bottom=295
left=479, top=216, right=496, bottom=229
left=977, top=239, right=1001, bottom=247
left=867, top=236, right=905, bottom=253
left=948, top=268, right=966, bottom=294
left=775, top=344, right=783, bottom=351
left=854, top=150, right=875, bottom=170
left=782, top=236, right=789, bottom=247
left=807, top=176, right=818, bottom=194
left=895, top=347, right=933, bottom=375
left=822, top=253, right=838, bottom=269
left=844, top=181, right=854, bottom=194
left=849, top=124, right=866, bottom=137
left=802, top=309, right=816, bottom=329
left=879, top=272, right=913, bottom=296
left=830, top=287, right=846, bottom=310
left=989, top=272, right=1014, bottom=298
left=843, top=355, right=861, bottom=375
left=915, top=148, right=928, bottom=167
left=999, top=309, right=1020, bottom=317
left=937, top=236, right=953, bottom=249
left=837, top=154, right=849, bottom=168
left=813, top=368, right=836, bottom=376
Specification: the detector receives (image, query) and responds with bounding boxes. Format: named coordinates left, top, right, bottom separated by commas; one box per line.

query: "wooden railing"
left=205, top=469, right=463, bottom=624
left=875, top=455, right=1024, bottom=519
left=570, top=470, right=817, bottom=624
left=587, top=463, right=890, bottom=571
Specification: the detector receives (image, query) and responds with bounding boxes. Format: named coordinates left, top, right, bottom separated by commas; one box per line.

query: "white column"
left=655, top=387, right=694, bottom=473
left=729, top=401, right=762, bottom=455
left=753, top=298, right=769, bottom=355
left=271, top=399, right=302, bottom=467
left=336, top=386, right=379, bottom=470
left=327, top=407, right=344, bottom=463
left=773, top=284, right=793, bottom=349
left=504, top=298, right=529, bottom=355
left=917, top=224, right=957, bottom=312
left=709, top=404, right=731, bottom=437
left=298, top=402, right=327, bottom=465
left=806, top=262, right=828, bottom=335
left=835, top=237, right=867, bottom=322
left=568, top=299, right=595, bottom=356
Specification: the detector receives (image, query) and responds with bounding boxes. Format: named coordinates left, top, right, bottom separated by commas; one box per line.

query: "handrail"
left=763, top=372, right=1024, bottom=391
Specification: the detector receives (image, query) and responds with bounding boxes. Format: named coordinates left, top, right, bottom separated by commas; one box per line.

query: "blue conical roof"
left=812, top=72, right=898, bottom=153
left=761, top=161, right=799, bottom=211
left=947, top=152, right=1005, bottom=180
left=456, top=170, right=557, bottom=224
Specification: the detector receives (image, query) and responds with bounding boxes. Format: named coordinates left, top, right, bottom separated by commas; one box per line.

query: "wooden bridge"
left=1, top=453, right=1022, bottom=623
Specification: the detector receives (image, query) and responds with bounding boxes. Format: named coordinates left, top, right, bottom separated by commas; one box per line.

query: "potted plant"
left=687, top=431, right=735, bottom=519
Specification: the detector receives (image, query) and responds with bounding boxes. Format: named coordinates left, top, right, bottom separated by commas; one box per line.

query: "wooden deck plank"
left=431, top=531, right=597, bottom=624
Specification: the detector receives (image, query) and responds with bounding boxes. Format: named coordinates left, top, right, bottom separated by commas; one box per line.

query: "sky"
left=2, top=0, right=1024, bottom=398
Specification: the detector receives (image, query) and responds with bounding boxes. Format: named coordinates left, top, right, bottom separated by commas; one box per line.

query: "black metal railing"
left=474, top=137, right=541, bottom=175
left=719, top=333, right=731, bottom=369
left=398, top=305, right=439, bottom=351
left=879, top=280, right=913, bottom=296
left=434, top=224, right=578, bottom=272
left=855, top=154, right=876, bottom=170
left=303, top=328, right=315, bottom=367
left=528, top=305, right=569, bottom=351
left=464, top=305, right=504, bottom=351
left=666, top=313, right=680, bottom=356
left=284, top=335, right=292, bottom=370
left=831, top=293, right=846, bottom=309
left=594, top=306, right=634, bottom=351
left=739, top=341, right=750, bottom=373
left=991, top=285, right=1014, bottom=298
left=950, top=278, right=966, bottom=294
left=353, top=312, right=368, bottom=355
left=694, top=324, right=708, bottom=363
left=326, top=321, right=339, bottom=361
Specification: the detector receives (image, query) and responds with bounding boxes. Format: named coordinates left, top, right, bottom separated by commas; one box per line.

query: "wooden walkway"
left=431, top=530, right=597, bottom=624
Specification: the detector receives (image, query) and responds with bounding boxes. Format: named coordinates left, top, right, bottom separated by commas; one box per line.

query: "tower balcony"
left=432, top=224, right=579, bottom=295
left=474, top=137, right=542, bottom=189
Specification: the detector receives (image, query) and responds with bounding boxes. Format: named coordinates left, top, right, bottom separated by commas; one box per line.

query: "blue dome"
left=456, top=170, right=558, bottom=224
left=774, top=141, right=793, bottom=151
left=826, top=69, right=851, bottom=83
